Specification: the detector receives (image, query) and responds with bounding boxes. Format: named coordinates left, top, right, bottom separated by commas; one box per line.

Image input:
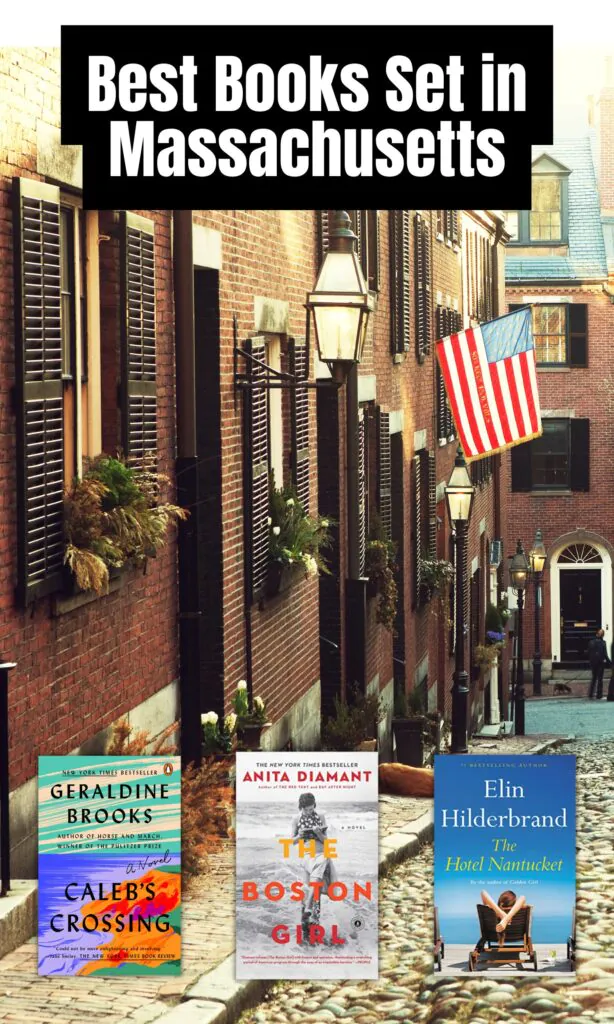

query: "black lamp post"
left=529, top=528, right=547, bottom=698
left=445, top=446, right=475, bottom=754
left=509, top=539, right=530, bottom=736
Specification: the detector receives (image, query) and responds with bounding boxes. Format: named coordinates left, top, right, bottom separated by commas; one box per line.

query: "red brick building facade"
left=1, top=48, right=510, bottom=877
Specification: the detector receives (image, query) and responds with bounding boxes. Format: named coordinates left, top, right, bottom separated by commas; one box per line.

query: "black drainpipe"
left=173, top=210, right=202, bottom=767
left=344, top=364, right=367, bottom=694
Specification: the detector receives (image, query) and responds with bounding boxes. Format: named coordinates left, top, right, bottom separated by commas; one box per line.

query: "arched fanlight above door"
left=558, top=543, right=602, bottom=564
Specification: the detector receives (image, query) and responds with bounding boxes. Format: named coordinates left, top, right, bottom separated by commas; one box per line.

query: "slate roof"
left=505, top=137, right=608, bottom=283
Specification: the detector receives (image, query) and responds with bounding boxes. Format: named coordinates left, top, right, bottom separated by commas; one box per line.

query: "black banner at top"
left=61, top=24, right=553, bottom=210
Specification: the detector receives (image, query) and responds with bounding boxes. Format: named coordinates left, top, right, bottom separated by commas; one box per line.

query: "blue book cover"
left=434, top=754, right=576, bottom=975
left=38, top=755, right=181, bottom=976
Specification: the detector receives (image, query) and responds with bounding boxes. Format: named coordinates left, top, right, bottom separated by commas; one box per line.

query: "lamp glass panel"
left=315, top=251, right=365, bottom=294
left=446, top=489, right=473, bottom=522
left=313, top=304, right=361, bottom=362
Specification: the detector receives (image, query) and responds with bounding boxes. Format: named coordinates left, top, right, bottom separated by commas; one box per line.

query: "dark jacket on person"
left=587, top=636, right=611, bottom=668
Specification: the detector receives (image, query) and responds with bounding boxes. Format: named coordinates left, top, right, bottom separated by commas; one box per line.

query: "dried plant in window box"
left=64, top=454, right=188, bottom=595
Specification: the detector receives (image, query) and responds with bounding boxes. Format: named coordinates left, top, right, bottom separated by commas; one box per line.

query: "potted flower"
left=266, top=484, right=333, bottom=597
left=234, top=680, right=272, bottom=750
left=420, top=557, right=454, bottom=603
left=322, top=687, right=385, bottom=751
left=201, top=710, right=237, bottom=758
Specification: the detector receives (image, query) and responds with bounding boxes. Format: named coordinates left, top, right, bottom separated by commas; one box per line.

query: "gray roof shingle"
left=505, top=137, right=608, bottom=282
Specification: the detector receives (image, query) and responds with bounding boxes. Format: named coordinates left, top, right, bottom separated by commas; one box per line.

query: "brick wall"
left=0, top=49, right=179, bottom=791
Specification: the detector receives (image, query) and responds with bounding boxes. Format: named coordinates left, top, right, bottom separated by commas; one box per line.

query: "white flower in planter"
left=272, top=526, right=281, bottom=536
left=267, top=517, right=272, bottom=526
left=237, top=680, right=248, bottom=691
left=200, top=711, right=218, bottom=726
left=303, top=553, right=318, bottom=577
left=224, top=712, right=237, bottom=734
left=286, top=498, right=295, bottom=507
left=254, top=696, right=265, bottom=712
left=321, top=519, right=329, bottom=528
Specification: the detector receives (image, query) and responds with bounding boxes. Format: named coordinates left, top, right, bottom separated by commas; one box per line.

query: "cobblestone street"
left=240, top=738, right=614, bottom=1024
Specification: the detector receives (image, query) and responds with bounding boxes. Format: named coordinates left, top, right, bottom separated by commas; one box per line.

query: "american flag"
left=436, top=306, right=542, bottom=461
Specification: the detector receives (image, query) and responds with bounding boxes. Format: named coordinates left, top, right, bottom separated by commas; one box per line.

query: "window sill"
left=528, top=489, right=573, bottom=497
left=537, top=365, right=571, bottom=372
left=52, top=566, right=133, bottom=616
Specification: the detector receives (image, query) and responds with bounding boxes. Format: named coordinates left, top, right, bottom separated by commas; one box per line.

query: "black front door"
left=560, top=569, right=601, bottom=662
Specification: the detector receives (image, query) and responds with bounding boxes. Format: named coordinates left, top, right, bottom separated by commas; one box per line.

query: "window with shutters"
left=510, top=303, right=587, bottom=368
left=415, top=212, right=432, bottom=361
left=505, top=158, right=570, bottom=245
left=436, top=210, right=459, bottom=247
left=511, top=417, right=590, bottom=492
left=377, top=409, right=392, bottom=540
left=390, top=210, right=411, bottom=354
left=317, top=210, right=379, bottom=292
left=464, top=226, right=493, bottom=324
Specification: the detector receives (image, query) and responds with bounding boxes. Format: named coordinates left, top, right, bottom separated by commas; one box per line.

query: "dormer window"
left=530, top=176, right=561, bottom=241
left=504, top=153, right=570, bottom=246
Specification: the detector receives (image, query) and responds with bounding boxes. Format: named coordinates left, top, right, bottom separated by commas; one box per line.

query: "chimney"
left=597, top=57, right=614, bottom=215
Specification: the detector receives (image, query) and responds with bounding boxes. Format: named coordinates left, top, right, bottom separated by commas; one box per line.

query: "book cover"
left=434, top=754, right=576, bottom=975
left=38, top=755, right=181, bottom=976
left=235, top=751, right=379, bottom=979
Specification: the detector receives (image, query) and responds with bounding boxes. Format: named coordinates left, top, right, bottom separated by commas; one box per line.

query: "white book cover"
left=235, top=751, right=378, bottom=979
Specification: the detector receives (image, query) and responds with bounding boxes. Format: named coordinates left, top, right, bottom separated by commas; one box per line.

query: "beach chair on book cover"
left=469, top=904, right=537, bottom=972
left=567, top=907, right=576, bottom=968
left=434, top=906, right=444, bottom=971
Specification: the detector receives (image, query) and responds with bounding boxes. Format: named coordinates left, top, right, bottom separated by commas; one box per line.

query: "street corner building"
left=0, top=48, right=513, bottom=885
left=503, top=78, right=614, bottom=687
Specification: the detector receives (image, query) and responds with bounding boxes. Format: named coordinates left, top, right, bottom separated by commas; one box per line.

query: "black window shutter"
left=390, top=210, right=411, bottom=353
left=511, top=441, right=532, bottom=492
left=317, top=210, right=332, bottom=269
left=244, top=336, right=269, bottom=600
left=358, top=410, right=367, bottom=575
left=569, top=304, right=588, bottom=368
left=368, top=210, right=380, bottom=292
left=377, top=408, right=392, bottom=538
left=120, top=212, right=157, bottom=464
left=412, top=453, right=422, bottom=608
left=415, top=212, right=432, bottom=361
left=570, top=419, right=590, bottom=491
left=13, top=177, right=64, bottom=604
left=289, top=336, right=310, bottom=513
left=451, top=210, right=460, bottom=247
left=428, top=451, right=437, bottom=559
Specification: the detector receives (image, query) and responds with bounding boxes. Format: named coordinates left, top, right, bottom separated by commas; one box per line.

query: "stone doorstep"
left=0, top=880, right=37, bottom=960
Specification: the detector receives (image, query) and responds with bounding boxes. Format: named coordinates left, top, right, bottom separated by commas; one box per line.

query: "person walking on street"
left=587, top=628, right=611, bottom=700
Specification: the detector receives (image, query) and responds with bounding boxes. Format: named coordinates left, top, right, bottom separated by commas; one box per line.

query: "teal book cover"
left=434, top=754, right=576, bottom=975
left=38, top=755, right=181, bottom=976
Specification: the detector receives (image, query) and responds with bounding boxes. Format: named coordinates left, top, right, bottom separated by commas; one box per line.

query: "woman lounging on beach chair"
left=468, top=890, right=536, bottom=971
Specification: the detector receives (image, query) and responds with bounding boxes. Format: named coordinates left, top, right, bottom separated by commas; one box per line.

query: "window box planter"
left=266, top=561, right=303, bottom=598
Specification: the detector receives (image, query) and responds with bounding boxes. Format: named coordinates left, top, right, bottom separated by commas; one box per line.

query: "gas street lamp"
left=306, top=210, right=374, bottom=381
left=445, top=445, right=475, bottom=754
left=509, top=539, right=530, bottom=736
left=529, top=528, right=547, bottom=697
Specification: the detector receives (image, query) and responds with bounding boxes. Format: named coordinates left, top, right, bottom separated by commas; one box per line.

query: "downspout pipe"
left=173, top=210, right=202, bottom=767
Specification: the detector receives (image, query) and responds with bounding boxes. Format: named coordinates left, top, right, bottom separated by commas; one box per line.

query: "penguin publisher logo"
left=163, top=762, right=174, bottom=776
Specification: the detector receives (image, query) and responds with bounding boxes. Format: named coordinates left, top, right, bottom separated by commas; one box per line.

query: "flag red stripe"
left=488, top=362, right=514, bottom=444
left=464, top=328, right=500, bottom=452
left=504, top=357, right=523, bottom=437
left=450, top=333, right=486, bottom=456
left=519, top=350, right=539, bottom=435
left=436, top=341, right=474, bottom=457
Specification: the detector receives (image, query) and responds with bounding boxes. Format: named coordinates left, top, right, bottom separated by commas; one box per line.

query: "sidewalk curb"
left=152, top=806, right=434, bottom=1024
left=528, top=734, right=575, bottom=753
